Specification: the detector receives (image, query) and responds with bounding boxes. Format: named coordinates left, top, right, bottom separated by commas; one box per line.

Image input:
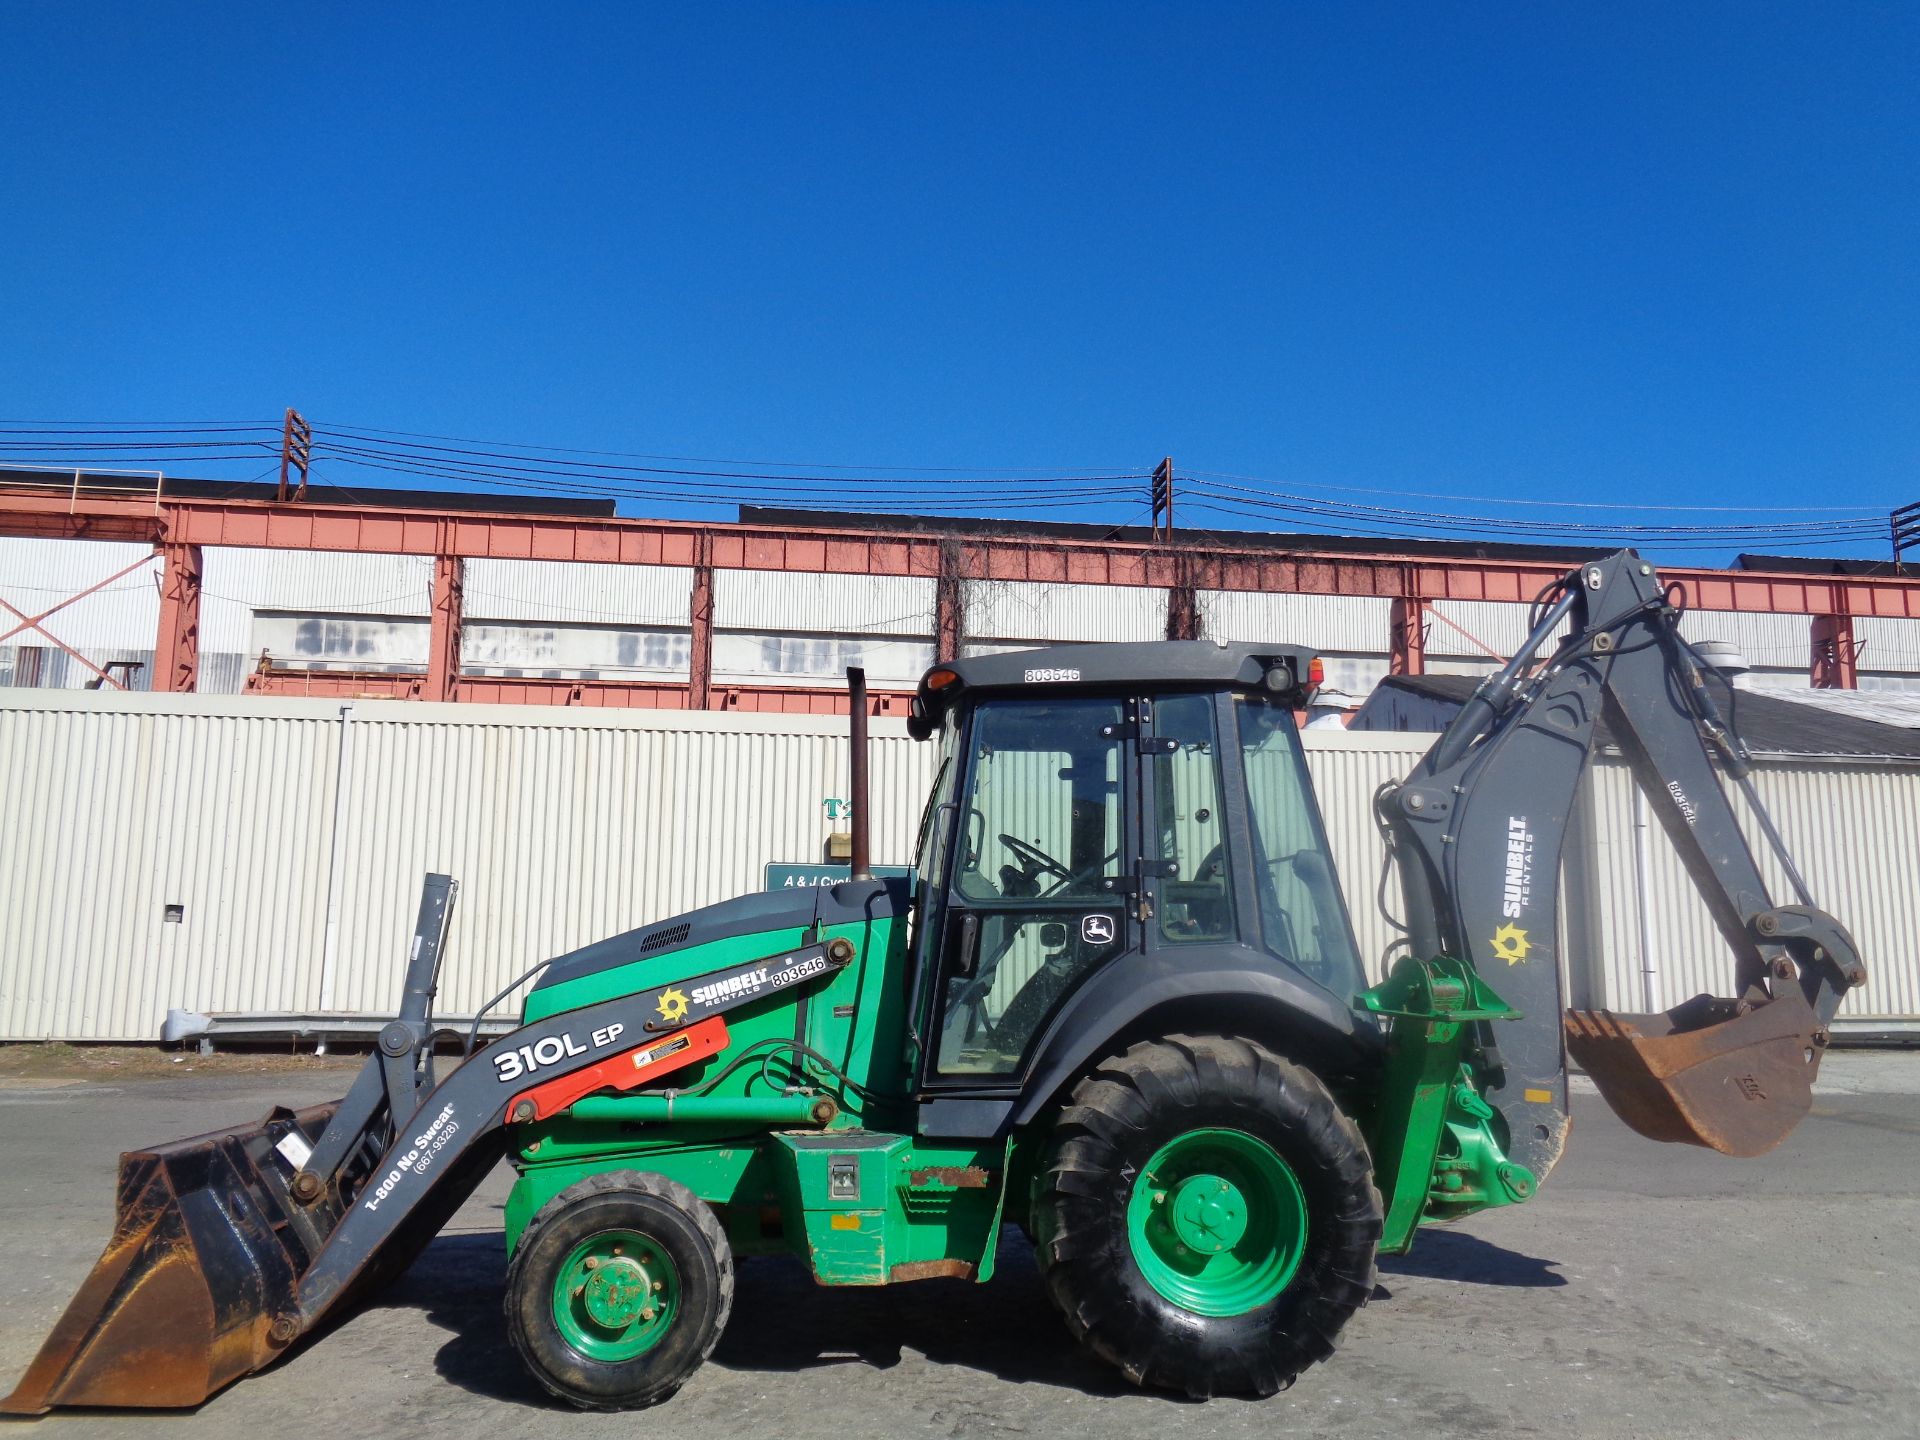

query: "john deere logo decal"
left=1490, top=923, right=1531, bottom=965
left=655, top=988, right=690, bottom=1023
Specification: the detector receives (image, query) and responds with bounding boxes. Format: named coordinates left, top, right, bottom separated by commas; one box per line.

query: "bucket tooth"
left=1564, top=989, right=1825, bottom=1158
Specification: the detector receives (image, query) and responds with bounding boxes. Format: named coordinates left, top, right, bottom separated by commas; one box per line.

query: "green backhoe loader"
left=3, top=550, right=1865, bottom=1411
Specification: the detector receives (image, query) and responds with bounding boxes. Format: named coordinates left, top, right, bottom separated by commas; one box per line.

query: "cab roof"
left=909, top=640, right=1319, bottom=737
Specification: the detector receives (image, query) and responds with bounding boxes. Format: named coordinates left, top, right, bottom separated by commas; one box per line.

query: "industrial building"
left=3, top=469, right=1918, bottom=1041
left=5, top=469, right=1920, bottom=708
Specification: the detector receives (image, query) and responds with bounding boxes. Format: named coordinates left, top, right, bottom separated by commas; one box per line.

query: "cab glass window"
left=909, top=710, right=963, bottom=978
left=1149, top=694, right=1234, bottom=944
left=935, top=696, right=1126, bottom=1076
left=952, top=698, right=1123, bottom=902
left=1235, top=695, right=1364, bottom=995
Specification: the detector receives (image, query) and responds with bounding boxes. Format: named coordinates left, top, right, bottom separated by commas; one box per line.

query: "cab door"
left=923, top=692, right=1137, bottom=1083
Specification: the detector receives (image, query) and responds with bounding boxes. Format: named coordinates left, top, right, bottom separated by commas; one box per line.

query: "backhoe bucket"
left=0, top=1102, right=344, bottom=1414
left=1564, top=989, right=1827, bottom=1158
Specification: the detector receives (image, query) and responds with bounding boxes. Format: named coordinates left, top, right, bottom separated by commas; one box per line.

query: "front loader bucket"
left=1, top=1102, right=345, bottom=1414
left=1565, top=988, right=1827, bottom=1158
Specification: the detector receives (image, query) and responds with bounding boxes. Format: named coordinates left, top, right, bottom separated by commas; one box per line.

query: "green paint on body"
left=1358, top=953, right=1537, bottom=1254
left=505, top=907, right=1008, bottom=1283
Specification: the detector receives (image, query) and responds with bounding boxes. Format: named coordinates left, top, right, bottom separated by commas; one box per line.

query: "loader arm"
left=1, top=884, right=857, bottom=1415
left=1379, top=550, right=1865, bottom=1176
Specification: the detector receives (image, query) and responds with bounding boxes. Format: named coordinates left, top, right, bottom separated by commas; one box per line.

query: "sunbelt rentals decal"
left=1491, top=815, right=1535, bottom=965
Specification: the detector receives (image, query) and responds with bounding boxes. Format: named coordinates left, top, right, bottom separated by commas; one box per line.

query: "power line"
left=0, top=416, right=1902, bottom=559
left=311, top=419, right=1135, bottom=475
left=1185, top=467, right=1889, bottom=515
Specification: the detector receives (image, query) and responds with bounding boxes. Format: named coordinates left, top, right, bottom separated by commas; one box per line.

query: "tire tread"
left=1032, top=1034, right=1382, bottom=1398
left=505, top=1169, right=733, bottom=1411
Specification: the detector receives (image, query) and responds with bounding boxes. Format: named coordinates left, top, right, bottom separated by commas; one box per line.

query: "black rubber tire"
left=505, top=1169, right=734, bottom=1410
left=1031, top=1034, right=1382, bottom=1398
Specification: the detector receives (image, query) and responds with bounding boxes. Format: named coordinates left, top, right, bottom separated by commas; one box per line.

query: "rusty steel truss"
left=2, top=484, right=1913, bottom=709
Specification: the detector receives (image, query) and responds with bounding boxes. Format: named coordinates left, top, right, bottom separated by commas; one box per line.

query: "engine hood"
left=529, top=875, right=911, bottom=1005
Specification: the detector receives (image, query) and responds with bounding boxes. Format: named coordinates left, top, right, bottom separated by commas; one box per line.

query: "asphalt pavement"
left=0, top=1051, right=1914, bottom=1440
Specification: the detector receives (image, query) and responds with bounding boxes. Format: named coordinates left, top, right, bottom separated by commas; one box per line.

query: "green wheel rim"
left=552, top=1228, right=679, bottom=1361
left=1126, top=1127, right=1308, bottom=1317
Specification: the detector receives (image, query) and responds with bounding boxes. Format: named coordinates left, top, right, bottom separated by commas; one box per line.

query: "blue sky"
left=1, top=4, right=1915, bottom=560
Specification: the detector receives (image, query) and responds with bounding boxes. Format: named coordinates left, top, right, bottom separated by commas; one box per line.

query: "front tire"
left=505, top=1170, right=733, bottom=1410
left=1031, top=1034, right=1381, bottom=1397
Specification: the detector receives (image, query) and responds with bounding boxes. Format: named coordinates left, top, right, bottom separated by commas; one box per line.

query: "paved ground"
left=0, top=1052, right=1914, bottom=1440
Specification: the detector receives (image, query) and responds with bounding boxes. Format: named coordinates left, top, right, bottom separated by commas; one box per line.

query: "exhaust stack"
left=847, top=666, right=872, bottom=881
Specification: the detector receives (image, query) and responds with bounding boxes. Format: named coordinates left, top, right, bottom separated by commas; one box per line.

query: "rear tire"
left=1031, top=1034, right=1381, bottom=1397
left=505, top=1170, right=733, bottom=1410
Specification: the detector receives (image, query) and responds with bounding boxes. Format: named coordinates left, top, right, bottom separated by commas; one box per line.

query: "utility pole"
left=1892, top=500, right=1920, bottom=567
left=1150, top=456, right=1174, bottom=541
left=276, top=408, right=313, bottom=503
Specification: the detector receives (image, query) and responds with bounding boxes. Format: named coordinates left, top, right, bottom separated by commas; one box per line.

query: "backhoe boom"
left=1379, top=550, right=1865, bottom=1171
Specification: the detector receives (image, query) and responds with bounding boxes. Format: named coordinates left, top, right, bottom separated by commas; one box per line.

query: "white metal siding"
left=1680, top=610, right=1810, bottom=670
left=1857, top=616, right=1920, bottom=671
left=464, top=558, right=692, bottom=626
left=203, top=548, right=435, bottom=616
left=1581, top=757, right=1920, bottom=1020
left=3, top=693, right=1916, bottom=1039
left=1427, top=600, right=1568, bottom=660
left=322, top=707, right=936, bottom=1018
left=0, top=692, right=935, bottom=1040
left=1299, top=732, right=1429, bottom=982
left=715, top=569, right=934, bottom=637
left=0, top=538, right=159, bottom=651
left=1199, top=591, right=1387, bottom=653
left=0, top=695, right=339, bottom=1039
left=964, top=580, right=1167, bottom=643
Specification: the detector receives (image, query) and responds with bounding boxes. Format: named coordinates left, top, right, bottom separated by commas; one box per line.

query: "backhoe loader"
left=3, top=549, right=1865, bottom=1411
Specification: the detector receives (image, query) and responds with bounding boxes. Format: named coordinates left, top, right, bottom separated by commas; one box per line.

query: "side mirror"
left=1040, top=922, right=1067, bottom=948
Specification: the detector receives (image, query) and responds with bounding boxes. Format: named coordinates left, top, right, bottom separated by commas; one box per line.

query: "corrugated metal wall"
left=0, top=539, right=159, bottom=651
left=715, top=569, right=934, bottom=636
left=0, top=695, right=339, bottom=1039
left=203, top=548, right=435, bottom=618
left=2, top=690, right=1913, bottom=1039
left=1857, top=616, right=1920, bottom=671
left=1427, top=600, right=1559, bottom=659
left=465, top=558, right=692, bottom=626
left=1681, top=610, right=1812, bottom=670
left=1580, top=757, right=1919, bottom=1020
left=964, top=580, right=1168, bottom=643
left=0, top=540, right=165, bottom=689
left=0, top=691, right=936, bottom=1040
left=1199, top=590, right=1388, bottom=653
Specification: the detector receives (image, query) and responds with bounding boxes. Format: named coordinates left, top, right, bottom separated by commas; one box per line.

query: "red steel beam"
left=688, top=532, right=715, bottom=710
left=934, top=540, right=966, bottom=663
left=1388, top=596, right=1427, bottom=676
left=155, top=542, right=203, bottom=693
left=426, top=553, right=463, bottom=703
left=4, top=487, right=1920, bottom=618
left=1810, top=613, right=1859, bottom=690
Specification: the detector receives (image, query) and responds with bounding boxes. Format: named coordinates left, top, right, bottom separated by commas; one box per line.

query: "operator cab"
left=904, top=642, right=1367, bottom=1098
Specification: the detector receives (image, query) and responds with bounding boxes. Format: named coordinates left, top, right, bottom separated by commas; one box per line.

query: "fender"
left=1010, top=944, right=1378, bottom=1129
left=921, top=948, right=1376, bottom=1140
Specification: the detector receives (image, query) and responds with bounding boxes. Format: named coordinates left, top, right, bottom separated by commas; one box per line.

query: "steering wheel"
left=999, top=833, right=1070, bottom=881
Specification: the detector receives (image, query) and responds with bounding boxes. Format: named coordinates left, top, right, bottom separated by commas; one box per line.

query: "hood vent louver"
left=638, top=922, right=692, bottom=954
